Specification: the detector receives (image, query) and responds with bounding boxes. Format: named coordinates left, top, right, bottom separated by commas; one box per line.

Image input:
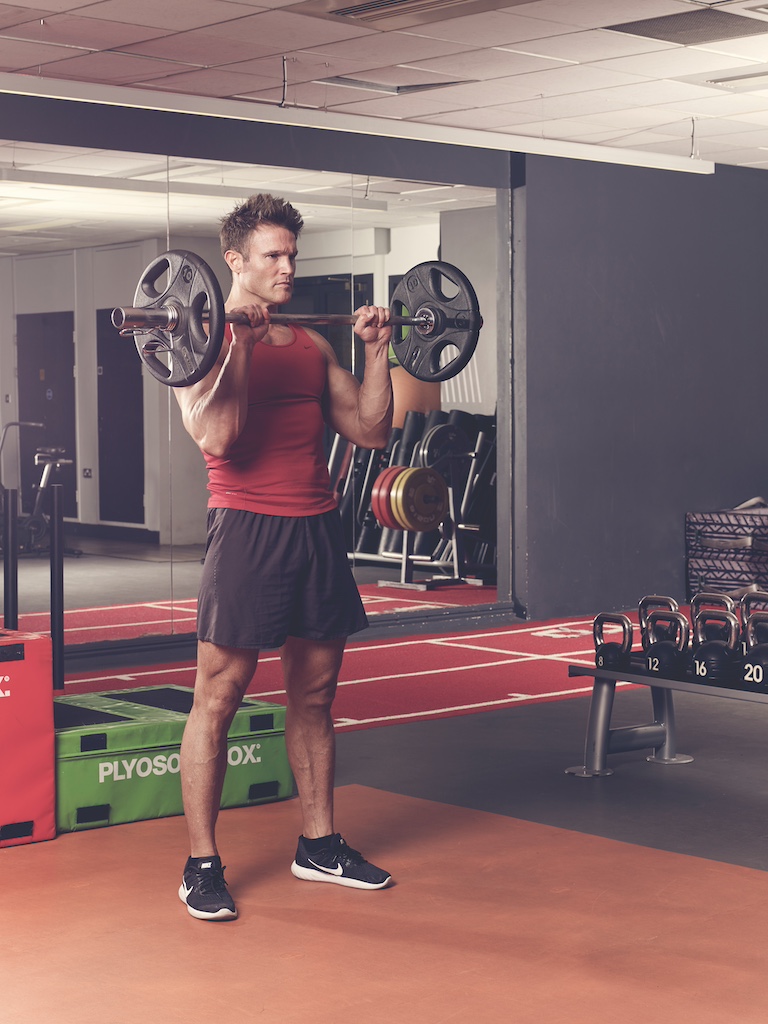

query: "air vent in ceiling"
left=607, top=8, right=768, bottom=44
left=288, top=0, right=536, bottom=30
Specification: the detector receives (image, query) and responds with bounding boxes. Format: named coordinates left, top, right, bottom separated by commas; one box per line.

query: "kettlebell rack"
left=565, top=662, right=768, bottom=778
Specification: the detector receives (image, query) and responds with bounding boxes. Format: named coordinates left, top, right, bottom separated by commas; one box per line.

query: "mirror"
left=0, top=136, right=501, bottom=652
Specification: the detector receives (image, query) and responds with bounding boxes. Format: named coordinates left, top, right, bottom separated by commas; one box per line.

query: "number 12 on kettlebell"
left=644, top=610, right=690, bottom=679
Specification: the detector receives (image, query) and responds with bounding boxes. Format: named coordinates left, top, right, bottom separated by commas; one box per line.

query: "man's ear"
left=224, top=249, right=242, bottom=274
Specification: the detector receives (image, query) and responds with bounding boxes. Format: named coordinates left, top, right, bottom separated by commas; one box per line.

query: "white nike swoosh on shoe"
left=180, top=882, right=193, bottom=900
left=307, top=857, right=343, bottom=876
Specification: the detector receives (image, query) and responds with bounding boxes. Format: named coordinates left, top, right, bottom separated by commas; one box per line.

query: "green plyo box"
left=54, top=685, right=293, bottom=832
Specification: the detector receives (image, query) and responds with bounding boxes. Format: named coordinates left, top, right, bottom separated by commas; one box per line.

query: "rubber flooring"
left=6, top=783, right=768, bottom=1024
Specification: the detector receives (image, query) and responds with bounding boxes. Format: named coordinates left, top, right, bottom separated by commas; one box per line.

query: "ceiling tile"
left=27, top=50, right=200, bottom=82
left=2, top=0, right=100, bottom=11
left=655, top=92, right=768, bottom=116
left=691, top=125, right=768, bottom=147
left=604, top=78, right=727, bottom=105
left=190, top=8, right=374, bottom=49
left=412, top=105, right=545, bottom=129
left=653, top=115, right=767, bottom=138
left=0, top=6, right=50, bottom=31
left=498, top=27, right=680, bottom=62
left=578, top=106, right=693, bottom=131
left=72, top=0, right=259, bottom=31
left=691, top=36, right=768, bottom=61
left=0, top=36, right=85, bottom=67
left=725, top=108, right=768, bottom=127
left=224, top=51, right=395, bottom=83
left=487, top=61, right=649, bottom=96
left=297, top=32, right=477, bottom=63
left=509, top=0, right=691, bottom=30
left=133, top=66, right=277, bottom=94
left=4, top=13, right=175, bottom=48
left=398, top=10, right=578, bottom=48
left=119, top=30, right=279, bottom=65
left=487, top=89, right=648, bottom=120
left=405, top=48, right=567, bottom=80
left=592, top=48, right=761, bottom=78
left=501, top=116, right=625, bottom=139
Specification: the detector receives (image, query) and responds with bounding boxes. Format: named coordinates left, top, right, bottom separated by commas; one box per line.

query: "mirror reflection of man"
left=174, top=194, right=394, bottom=920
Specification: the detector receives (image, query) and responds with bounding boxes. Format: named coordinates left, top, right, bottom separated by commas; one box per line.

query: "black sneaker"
left=178, top=855, right=238, bottom=920
left=291, top=834, right=392, bottom=890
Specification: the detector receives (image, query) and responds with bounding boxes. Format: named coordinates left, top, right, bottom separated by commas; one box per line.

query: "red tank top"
left=204, top=325, right=337, bottom=516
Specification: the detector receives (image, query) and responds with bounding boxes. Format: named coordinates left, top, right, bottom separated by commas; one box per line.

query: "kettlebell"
left=690, top=591, right=736, bottom=644
left=593, top=612, right=633, bottom=671
left=738, top=590, right=768, bottom=657
left=739, top=610, right=768, bottom=693
left=644, top=609, right=690, bottom=680
left=690, top=608, right=741, bottom=687
left=639, top=595, right=680, bottom=651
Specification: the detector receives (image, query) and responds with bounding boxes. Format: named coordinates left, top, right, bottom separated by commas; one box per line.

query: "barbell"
left=112, top=249, right=483, bottom=388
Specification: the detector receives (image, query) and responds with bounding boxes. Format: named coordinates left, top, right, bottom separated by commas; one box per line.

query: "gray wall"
left=516, top=156, right=768, bottom=618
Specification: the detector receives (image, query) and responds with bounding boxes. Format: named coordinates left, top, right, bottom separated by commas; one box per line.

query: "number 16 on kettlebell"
left=690, top=608, right=741, bottom=687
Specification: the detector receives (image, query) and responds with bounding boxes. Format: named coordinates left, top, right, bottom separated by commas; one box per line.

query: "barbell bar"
left=112, top=304, right=437, bottom=335
left=111, top=249, right=483, bottom=388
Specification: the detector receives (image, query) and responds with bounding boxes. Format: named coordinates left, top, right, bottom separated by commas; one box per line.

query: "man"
left=174, top=194, right=394, bottom=920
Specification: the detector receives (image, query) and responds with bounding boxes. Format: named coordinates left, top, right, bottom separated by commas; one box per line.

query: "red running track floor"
left=63, top=617, right=626, bottom=731
left=19, top=584, right=497, bottom=645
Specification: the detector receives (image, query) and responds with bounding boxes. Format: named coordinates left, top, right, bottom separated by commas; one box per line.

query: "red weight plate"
left=371, top=465, right=407, bottom=531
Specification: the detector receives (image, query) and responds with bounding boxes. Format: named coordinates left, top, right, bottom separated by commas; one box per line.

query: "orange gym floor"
left=6, top=614, right=768, bottom=1022
left=6, top=784, right=768, bottom=1024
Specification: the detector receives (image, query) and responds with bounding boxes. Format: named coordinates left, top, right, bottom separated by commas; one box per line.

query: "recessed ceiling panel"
left=607, top=9, right=768, bottom=45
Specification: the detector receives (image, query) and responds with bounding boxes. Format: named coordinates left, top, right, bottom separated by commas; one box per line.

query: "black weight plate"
left=132, top=250, right=225, bottom=387
left=390, top=261, right=482, bottom=383
left=418, top=423, right=471, bottom=468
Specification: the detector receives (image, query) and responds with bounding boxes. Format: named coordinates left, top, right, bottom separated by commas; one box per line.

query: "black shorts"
left=196, top=507, right=368, bottom=650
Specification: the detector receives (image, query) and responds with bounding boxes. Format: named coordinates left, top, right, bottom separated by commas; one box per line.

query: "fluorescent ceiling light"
left=313, top=75, right=475, bottom=93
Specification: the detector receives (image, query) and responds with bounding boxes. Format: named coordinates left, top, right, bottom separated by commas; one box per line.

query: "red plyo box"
left=0, top=631, right=55, bottom=847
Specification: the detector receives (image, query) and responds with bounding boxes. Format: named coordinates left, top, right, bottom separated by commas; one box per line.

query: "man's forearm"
left=355, top=342, right=394, bottom=448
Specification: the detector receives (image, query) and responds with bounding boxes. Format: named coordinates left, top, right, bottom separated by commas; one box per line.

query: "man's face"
left=236, top=223, right=298, bottom=306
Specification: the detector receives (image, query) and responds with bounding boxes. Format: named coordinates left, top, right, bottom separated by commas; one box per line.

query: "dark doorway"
left=16, top=311, right=78, bottom=518
left=97, top=308, right=145, bottom=524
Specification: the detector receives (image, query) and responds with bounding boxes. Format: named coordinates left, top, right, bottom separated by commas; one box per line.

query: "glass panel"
left=0, top=138, right=501, bottom=650
left=164, top=161, right=499, bottom=633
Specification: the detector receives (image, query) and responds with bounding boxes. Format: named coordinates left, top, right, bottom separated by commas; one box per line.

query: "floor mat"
left=4, top=785, right=768, bottom=1024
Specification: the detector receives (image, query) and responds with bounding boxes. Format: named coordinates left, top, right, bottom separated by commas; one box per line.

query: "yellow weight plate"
left=391, top=467, right=448, bottom=532
left=389, top=467, right=419, bottom=531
